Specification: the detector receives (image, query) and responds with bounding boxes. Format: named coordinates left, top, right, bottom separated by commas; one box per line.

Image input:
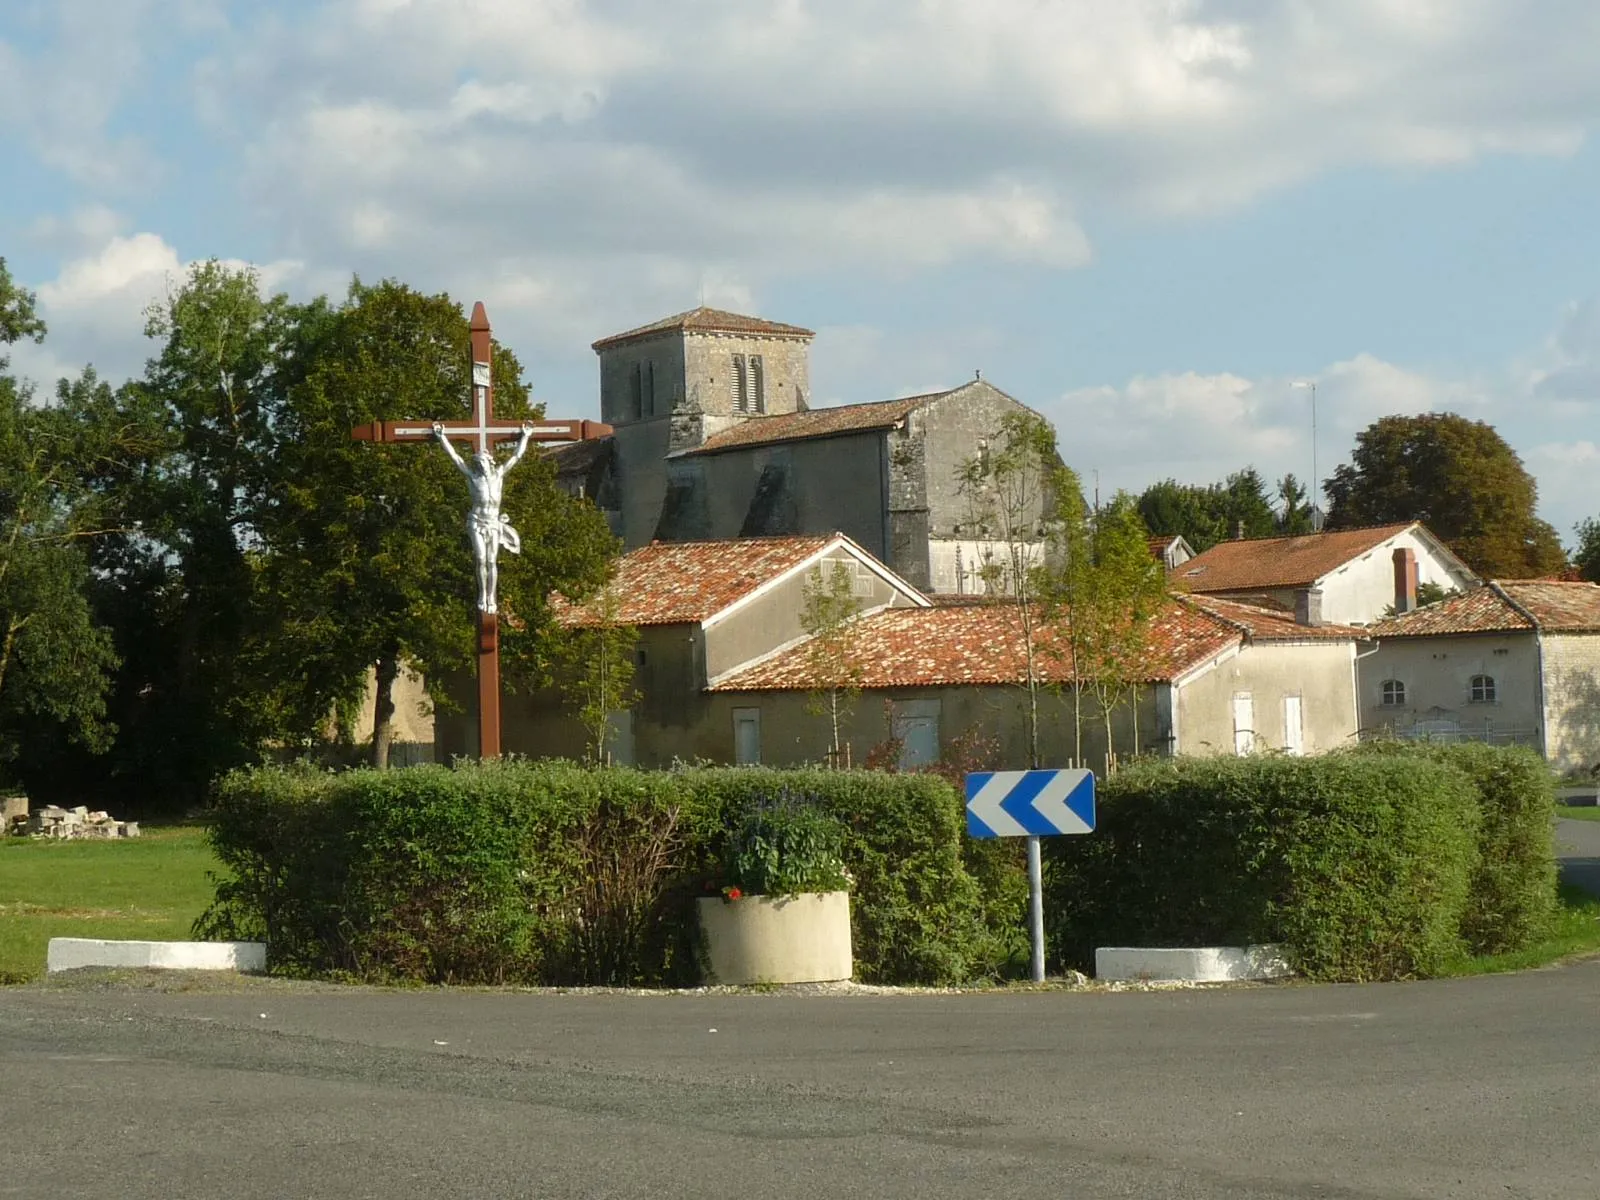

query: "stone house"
left=1360, top=580, right=1600, bottom=772
left=546, top=306, right=1049, bottom=593
left=435, top=533, right=930, bottom=765
left=444, top=535, right=1368, bottom=770
left=1173, top=521, right=1477, bottom=626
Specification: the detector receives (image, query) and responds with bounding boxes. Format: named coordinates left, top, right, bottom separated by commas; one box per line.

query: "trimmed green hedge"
left=199, top=762, right=1002, bottom=987
left=1355, top=741, right=1557, bottom=953
left=1044, top=754, right=1485, bottom=980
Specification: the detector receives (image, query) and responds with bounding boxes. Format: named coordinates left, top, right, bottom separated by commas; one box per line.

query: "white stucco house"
left=1360, top=580, right=1600, bottom=772
left=1173, top=522, right=1477, bottom=627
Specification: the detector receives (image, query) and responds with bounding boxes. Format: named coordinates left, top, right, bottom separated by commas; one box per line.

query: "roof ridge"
left=1488, top=580, right=1543, bottom=631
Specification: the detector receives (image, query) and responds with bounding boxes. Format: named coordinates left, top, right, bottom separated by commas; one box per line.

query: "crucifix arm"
left=432, top=424, right=470, bottom=475
left=503, top=424, right=535, bottom=471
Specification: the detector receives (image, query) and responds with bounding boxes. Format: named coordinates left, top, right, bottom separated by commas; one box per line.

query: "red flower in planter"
left=722, top=886, right=743, bottom=902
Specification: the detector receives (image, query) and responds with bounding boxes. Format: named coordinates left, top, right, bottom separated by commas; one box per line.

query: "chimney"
left=1392, top=547, right=1418, bottom=614
left=1234, top=519, right=1245, bottom=541
left=1295, top=587, right=1325, bottom=627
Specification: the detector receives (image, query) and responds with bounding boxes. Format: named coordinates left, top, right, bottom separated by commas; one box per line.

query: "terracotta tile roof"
left=1179, top=594, right=1368, bottom=641
left=687, top=392, right=949, bottom=456
left=558, top=535, right=837, bottom=627
left=1370, top=580, right=1600, bottom=637
left=1174, top=522, right=1419, bottom=592
left=710, top=598, right=1247, bottom=691
left=591, top=307, right=815, bottom=351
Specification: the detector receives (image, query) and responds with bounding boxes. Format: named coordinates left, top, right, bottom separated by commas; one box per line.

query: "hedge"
left=1355, top=741, right=1557, bottom=953
left=1043, top=754, right=1486, bottom=981
left=198, top=762, right=1004, bottom=987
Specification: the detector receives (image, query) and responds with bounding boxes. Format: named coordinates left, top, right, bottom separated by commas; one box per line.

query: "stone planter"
left=697, top=891, right=853, bottom=985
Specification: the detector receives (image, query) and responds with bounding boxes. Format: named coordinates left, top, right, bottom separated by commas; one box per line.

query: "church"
left=547, top=306, right=1046, bottom=594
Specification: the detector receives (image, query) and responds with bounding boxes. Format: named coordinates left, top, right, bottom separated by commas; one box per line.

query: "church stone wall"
left=598, top=334, right=686, bottom=426
left=683, top=432, right=890, bottom=559
left=681, top=332, right=810, bottom=418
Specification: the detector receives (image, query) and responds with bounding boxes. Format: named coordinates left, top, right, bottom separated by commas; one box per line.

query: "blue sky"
left=3, top=0, right=1598, bottom=539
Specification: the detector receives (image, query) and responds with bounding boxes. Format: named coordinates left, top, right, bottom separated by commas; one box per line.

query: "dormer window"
left=731, top=353, right=765, bottom=413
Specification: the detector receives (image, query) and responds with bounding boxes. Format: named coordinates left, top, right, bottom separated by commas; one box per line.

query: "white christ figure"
left=433, top=422, right=535, bottom=614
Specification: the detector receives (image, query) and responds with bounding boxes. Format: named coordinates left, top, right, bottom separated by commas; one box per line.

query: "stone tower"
left=590, top=307, right=815, bottom=545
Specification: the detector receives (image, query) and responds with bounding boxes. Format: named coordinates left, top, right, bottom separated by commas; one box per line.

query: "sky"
left=2, top=0, right=1598, bottom=540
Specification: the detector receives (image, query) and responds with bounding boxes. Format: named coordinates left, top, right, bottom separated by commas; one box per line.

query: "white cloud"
left=1042, top=317, right=1600, bottom=543
left=10, top=233, right=307, bottom=391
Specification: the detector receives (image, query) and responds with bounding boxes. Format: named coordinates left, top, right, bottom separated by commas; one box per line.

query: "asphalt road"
left=4, top=959, right=1600, bottom=1200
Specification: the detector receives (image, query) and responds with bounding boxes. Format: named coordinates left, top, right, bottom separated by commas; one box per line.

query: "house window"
left=892, top=699, right=941, bottom=769
left=730, top=353, right=766, bottom=413
left=733, top=707, right=761, bottom=765
left=1470, top=674, right=1496, bottom=704
left=630, top=362, right=644, bottom=420
left=1381, top=679, right=1406, bottom=707
left=1232, top=692, right=1254, bottom=756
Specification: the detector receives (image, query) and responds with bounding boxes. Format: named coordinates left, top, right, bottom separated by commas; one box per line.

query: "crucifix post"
left=351, top=301, right=612, bottom=760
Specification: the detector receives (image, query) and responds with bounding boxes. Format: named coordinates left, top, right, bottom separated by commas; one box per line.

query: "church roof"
left=687, top=390, right=955, bottom=456
left=591, top=307, right=815, bottom=351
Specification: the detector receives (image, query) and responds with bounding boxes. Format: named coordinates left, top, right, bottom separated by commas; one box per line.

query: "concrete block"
left=46, top=939, right=267, bottom=974
left=1095, top=945, right=1293, bottom=983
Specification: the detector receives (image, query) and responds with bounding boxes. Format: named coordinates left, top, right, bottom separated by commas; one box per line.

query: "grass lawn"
left=0, top=826, right=220, bottom=984
left=1555, top=803, right=1600, bottom=823
left=1437, top=884, right=1600, bottom=978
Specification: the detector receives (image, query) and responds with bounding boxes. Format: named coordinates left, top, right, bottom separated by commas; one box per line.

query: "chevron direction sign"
left=965, top=769, right=1096, bottom=838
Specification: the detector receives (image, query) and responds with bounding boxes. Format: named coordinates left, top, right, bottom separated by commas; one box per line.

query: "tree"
left=1574, top=518, right=1600, bottom=584
left=799, top=561, right=864, bottom=768
left=1137, top=469, right=1278, bottom=552
left=958, top=411, right=1081, bottom=769
left=557, top=584, right=640, bottom=765
left=0, top=261, right=123, bottom=787
left=1060, top=493, right=1169, bottom=774
left=1325, top=413, right=1566, bottom=578
left=1276, top=473, right=1316, bottom=536
left=78, top=260, right=311, bottom=806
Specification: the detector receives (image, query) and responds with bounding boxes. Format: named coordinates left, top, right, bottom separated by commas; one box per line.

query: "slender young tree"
left=557, top=584, right=640, bottom=765
left=1068, top=494, right=1169, bottom=774
left=799, top=561, right=864, bottom=767
left=958, top=412, right=1085, bottom=769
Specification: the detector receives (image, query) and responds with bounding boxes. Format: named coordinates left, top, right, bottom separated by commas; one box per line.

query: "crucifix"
left=351, top=301, right=612, bottom=759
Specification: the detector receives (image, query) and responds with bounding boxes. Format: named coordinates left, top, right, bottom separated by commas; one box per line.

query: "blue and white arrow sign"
left=965, top=769, right=1096, bottom=838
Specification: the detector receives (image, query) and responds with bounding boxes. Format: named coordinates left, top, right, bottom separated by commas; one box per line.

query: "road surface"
left=4, top=960, right=1599, bottom=1200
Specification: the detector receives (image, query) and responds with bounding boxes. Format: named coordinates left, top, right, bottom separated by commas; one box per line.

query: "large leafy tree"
left=78, top=260, right=312, bottom=806
left=1137, top=469, right=1278, bottom=552
left=1324, top=413, right=1565, bottom=578
left=0, top=260, right=125, bottom=789
left=261, top=279, right=617, bottom=766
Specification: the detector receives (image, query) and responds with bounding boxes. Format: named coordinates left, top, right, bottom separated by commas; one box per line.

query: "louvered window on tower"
left=749, top=354, right=765, bottom=413
left=731, top=354, right=749, bottom=411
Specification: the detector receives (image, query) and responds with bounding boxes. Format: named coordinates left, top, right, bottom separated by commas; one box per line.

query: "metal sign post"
left=350, top=301, right=612, bottom=759
left=965, top=768, right=1096, bottom=983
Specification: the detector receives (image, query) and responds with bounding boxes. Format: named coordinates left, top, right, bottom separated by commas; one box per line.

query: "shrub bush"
left=1355, top=741, right=1557, bottom=953
left=200, top=762, right=1000, bottom=987
left=1043, top=754, right=1483, bottom=981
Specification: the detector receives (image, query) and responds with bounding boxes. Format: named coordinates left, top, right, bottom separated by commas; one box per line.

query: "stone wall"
left=1540, top=633, right=1600, bottom=771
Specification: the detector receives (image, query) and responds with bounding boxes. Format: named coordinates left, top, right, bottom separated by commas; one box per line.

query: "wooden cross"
left=351, top=301, right=612, bottom=759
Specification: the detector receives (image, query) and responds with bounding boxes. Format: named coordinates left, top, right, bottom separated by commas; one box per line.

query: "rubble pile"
left=15, top=805, right=140, bottom=840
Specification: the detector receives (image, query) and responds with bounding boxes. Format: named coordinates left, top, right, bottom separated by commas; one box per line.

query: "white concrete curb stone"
left=1094, top=945, right=1292, bottom=983
left=46, top=938, right=267, bottom=974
